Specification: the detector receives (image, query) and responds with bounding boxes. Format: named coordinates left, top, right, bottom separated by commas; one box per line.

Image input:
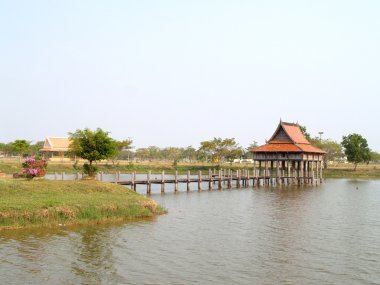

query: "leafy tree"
left=312, top=139, right=344, bottom=168
left=29, top=141, right=44, bottom=156
left=0, top=142, right=12, bottom=153
left=198, top=138, right=242, bottom=163
left=69, top=128, right=117, bottom=176
left=115, top=138, right=133, bottom=160
left=370, top=150, right=380, bottom=162
left=11, top=140, right=30, bottom=157
left=341, top=134, right=371, bottom=170
left=182, top=146, right=197, bottom=162
left=244, top=141, right=259, bottom=159
left=300, top=125, right=312, bottom=141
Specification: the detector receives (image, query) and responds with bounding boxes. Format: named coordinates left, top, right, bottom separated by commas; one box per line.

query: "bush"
left=22, top=157, right=48, bottom=179
left=83, top=163, right=98, bottom=177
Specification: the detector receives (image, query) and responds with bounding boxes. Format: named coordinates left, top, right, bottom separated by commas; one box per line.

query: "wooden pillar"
left=276, top=160, right=280, bottom=182
left=270, top=161, right=274, bottom=178
left=218, top=170, right=222, bottom=190
left=161, top=170, right=165, bottom=193
left=228, top=169, right=232, bottom=188
left=320, top=157, right=323, bottom=182
left=208, top=169, right=212, bottom=190
left=237, top=170, right=241, bottom=188
left=198, top=170, right=202, bottom=191
left=187, top=170, right=190, bottom=191
left=132, top=171, right=136, bottom=191
left=259, top=161, right=262, bottom=177
left=247, top=169, right=250, bottom=187
left=311, top=160, right=314, bottom=184
left=174, top=170, right=178, bottom=192
left=316, top=160, right=319, bottom=185
left=147, top=171, right=151, bottom=194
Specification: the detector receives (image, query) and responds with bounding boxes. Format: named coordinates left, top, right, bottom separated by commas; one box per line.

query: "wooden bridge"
left=97, top=169, right=322, bottom=194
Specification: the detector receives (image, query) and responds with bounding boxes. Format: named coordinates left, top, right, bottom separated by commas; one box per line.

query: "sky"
left=1, top=0, right=379, bottom=151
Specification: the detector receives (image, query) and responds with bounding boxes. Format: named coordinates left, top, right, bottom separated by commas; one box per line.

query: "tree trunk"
left=354, top=163, right=357, bottom=171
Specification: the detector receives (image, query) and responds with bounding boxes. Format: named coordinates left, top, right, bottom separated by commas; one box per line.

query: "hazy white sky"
left=1, top=0, right=379, bottom=150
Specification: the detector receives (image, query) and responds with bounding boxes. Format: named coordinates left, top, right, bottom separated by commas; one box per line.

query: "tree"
left=198, top=138, right=242, bottom=163
left=69, top=128, right=117, bottom=176
left=11, top=140, right=30, bottom=157
left=341, top=134, right=371, bottom=170
left=244, top=141, right=259, bottom=159
left=370, top=150, right=380, bottom=162
left=115, top=138, right=133, bottom=160
left=29, top=141, right=44, bottom=156
left=300, top=125, right=312, bottom=141
left=312, top=139, right=344, bottom=168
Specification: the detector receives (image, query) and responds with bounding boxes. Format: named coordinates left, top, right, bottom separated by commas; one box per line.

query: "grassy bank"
left=0, top=179, right=165, bottom=230
left=324, top=166, right=380, bottom=179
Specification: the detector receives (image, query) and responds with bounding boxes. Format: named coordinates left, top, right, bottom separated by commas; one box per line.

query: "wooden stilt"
left=161, top=170, right=165, bottom=193
left=187, top=170, right=190, bottom=191
left=198, top=170, right=202, bottom=191
left=174, top=170, right=178, bottom=192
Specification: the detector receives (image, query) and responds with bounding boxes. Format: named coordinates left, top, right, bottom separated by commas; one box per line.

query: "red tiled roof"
left=252, top=121, right=326, bottom=154
left=296, top=144, right=326, bottom=154
left=281, top=123, right=310, bottom=144
left=253, top=143, right=302, bottom=153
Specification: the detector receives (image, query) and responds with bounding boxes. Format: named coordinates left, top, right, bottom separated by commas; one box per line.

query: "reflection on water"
left=1, top=179, right=380, bottom=285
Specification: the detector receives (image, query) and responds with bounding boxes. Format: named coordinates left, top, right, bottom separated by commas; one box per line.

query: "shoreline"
left=1, top=160, right=380, bottom=179
left=0, top=179, right=166, bottom=231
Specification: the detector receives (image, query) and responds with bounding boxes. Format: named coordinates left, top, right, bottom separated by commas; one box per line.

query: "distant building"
left=40, top=137, right=73, bottom=161
left=251, top=121, right=326, bottom=180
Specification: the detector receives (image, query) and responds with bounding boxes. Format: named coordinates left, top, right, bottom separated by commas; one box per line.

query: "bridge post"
left=147, top=171, right=151, bottom=194
left=174, top=170, right=178, bottom=192
left=228, top=169, right=232, bottom=188
left=208, top=169, right=212, bottom=190
left=218, top=170, right=222, bottom=190
left=132, top=171, right=136, bottom=191
left=187, top=170, right=190, bottom=191
left=198, top=170, right=202, bottom=191
left=161, top=170, right=165, bottom=193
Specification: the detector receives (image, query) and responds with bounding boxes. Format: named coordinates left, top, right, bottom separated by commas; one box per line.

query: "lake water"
left=1, top=179, right=380, bottom=285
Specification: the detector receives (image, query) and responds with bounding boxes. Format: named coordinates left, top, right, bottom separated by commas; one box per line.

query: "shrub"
left=83, top=163, right=98, bottom=177
left=22, top=157, right=48, bottom=179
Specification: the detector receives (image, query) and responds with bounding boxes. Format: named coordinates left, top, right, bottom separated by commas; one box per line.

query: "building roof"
left=40, top=137, right=71, bottom=152
left=252, top=121, right=326, bottom=154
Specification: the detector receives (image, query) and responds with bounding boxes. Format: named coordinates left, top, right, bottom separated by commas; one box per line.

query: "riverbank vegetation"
left=0, top=179, right=165, bottom=230
left=1, top=160, right=380, bottom=179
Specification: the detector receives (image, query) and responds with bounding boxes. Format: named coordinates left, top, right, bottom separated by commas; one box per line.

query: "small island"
left=0, top=179, right=165, bottom=230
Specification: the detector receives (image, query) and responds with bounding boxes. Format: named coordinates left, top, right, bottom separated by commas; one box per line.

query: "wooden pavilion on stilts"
left=251, top=121, right=326, bottom=185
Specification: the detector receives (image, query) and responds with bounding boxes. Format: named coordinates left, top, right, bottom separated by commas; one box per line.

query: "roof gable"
left=252, top=121, right=326, bottom=154
left=40, top=137, right=71, bottom=152
left=269, top=122, right=309, bottom=145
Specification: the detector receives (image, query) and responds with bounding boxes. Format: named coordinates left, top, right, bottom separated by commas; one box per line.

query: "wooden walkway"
left=97, top=169, right=322, bottom=194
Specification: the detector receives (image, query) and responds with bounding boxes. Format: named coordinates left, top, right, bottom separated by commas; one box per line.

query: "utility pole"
left=318, top=131, right=324, bottom=141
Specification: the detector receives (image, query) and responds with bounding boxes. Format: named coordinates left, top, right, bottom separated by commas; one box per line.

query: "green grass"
left=324, top=167, right=380, bottom=179
left=0, top=179, right=165, bottom=230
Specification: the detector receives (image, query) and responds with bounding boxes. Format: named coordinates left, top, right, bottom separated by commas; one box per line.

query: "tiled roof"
left=40, top=137, right=71, bottom=152
left=252, top=121, right=326, bottom=154
left=253, top=143, right=302, bottom=153
left=281, top=123, right=310, bottom=144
